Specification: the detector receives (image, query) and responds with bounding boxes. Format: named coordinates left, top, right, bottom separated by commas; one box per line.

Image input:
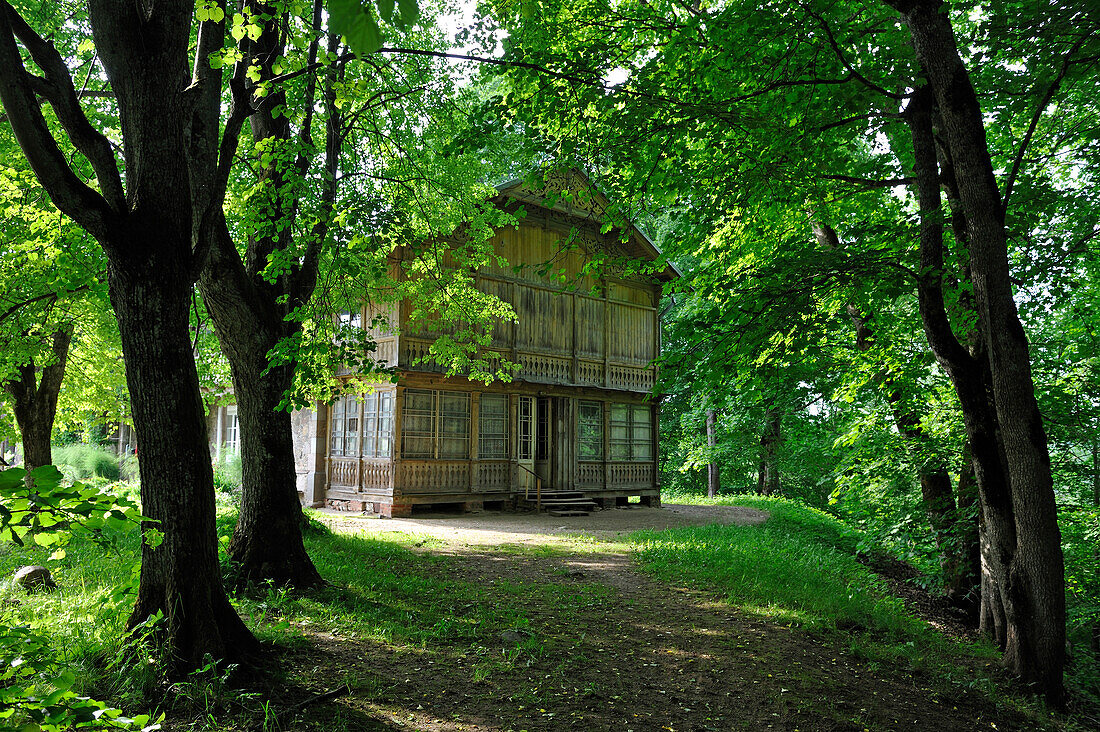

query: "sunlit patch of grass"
left=631, top=496, right=952, bottom=656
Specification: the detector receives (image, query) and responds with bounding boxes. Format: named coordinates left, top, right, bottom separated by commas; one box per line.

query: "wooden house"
left=290, top=170, right=678, bottom=516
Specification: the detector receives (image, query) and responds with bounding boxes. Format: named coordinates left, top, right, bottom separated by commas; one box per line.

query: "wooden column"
left=602, top=282, right=610, bottom=388
left=603, top=398, right=610, bottom=491
left=510, top=281, right=519, bottom=365
left=469, top=391, right=479, bottom=491
left=653, top=400, right=661, bottom=492
left=509, top=393, right=518, bottom=492
left=393, top=385, right=405, bottom=496
left=571, top=292, right=578, bottom=383
left=214, top=406, right=225, bottom=462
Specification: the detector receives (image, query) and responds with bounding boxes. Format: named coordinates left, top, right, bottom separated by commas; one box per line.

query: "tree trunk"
left=893, top=1, right=1066, bottom=700
left=2, top=326, right=71, bottom=475
left=194, top=6, right=333, bottom=590
left=706, top=408, right=719, bottom=498
left=0, top=0, right=260, bottom=669
left=1092, top=435, right=1099, bottom=654
left=108, top=235, right=257, bottom=668
left=757, top=406, right=780, bottom=496
left=952, top=451, right=981, bottom=618
left=199, top=249, right=323, bottom=589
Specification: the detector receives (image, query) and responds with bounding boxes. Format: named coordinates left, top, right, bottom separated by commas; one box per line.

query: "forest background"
left=0, top=0, right=1098, bottom=726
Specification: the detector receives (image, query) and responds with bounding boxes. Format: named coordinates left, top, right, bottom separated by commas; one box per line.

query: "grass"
left=52, top=443, right=123, bottom=482
left=632, top=495, right=920, bottom=635
left=3, top=488, right=1094, bottom=730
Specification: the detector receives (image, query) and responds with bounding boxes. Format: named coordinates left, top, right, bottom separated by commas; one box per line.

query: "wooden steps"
left=520, top=489, right=598, bottom=516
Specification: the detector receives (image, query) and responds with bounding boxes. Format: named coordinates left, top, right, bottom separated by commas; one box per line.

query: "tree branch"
left=1002, top=31, right=1093, bottom=214
left=2, top=1, right=124, bottom=213
left=0, top=284, right=92, bottom=325
left=820, top=174, right=913, bottom=188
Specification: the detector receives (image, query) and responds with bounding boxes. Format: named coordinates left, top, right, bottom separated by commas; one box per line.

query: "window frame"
left=610, top=402, right=653, bottom=462
left=478, top=393, right=508, bottom=459
left=401, top=389, right=471, bottom=460
left=577, top=400, right=603, bottom=462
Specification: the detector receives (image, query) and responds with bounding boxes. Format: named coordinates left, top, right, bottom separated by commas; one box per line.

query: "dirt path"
left=268, top=506, right=1031, bottom=732
left=314, top=503, right=770, bottom=545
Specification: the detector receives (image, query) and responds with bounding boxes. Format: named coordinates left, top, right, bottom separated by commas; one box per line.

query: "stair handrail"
left=517, top=463, right=543, bottom=511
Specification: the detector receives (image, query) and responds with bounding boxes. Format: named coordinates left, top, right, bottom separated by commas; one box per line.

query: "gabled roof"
left=495, top=169, right=682, bottom=282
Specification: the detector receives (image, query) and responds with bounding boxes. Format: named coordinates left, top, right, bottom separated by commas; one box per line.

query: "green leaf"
left=378, top=0, right=395, bottom=24
left=328, top=0, right=383, bottom=55
left=395, top=0, right=418, bottom=28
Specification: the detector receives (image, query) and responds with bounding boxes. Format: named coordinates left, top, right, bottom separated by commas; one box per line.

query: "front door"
left=534, top=397, right=551, bottom=485
left=517, top=396, right=537, bottom=496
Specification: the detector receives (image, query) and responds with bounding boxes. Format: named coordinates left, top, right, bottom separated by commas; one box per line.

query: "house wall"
left=396, top=220, right=661, bottom=394
left=292, top=405, right=327, bottom=507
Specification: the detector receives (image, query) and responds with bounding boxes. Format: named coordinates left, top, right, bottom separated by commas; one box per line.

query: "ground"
left=174, top=505, right=1039, bottom=732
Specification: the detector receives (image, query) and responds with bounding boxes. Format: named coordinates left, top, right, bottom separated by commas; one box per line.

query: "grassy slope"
left=633, top=496, right=976, bottom=668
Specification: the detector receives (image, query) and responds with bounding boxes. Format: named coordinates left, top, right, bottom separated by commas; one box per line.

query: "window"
left=518, top=396, right=533, bottom=460
left=401, top=390, right=470, bottom=459
left=330, top=395, right=360, bottom=457
left=225, top=408, right=240, bottom=452
left=337, top=309, right=362, bottom=329
left=610, top=403, right=652, bottom=461
left=478, top=394, right=507, bottom=459
left=578, top=401, right=603, bottom=461
left=361, top=390, right=395, bottom=458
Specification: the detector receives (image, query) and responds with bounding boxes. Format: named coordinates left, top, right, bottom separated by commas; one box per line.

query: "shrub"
left=212, top=451, right=242, bottom=494
left=52, top=443, right=122, bottom=482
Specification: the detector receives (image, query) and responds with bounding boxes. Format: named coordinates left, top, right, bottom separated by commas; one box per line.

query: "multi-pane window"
left=330, top=395, right=360, bottom=457
left=611, top=403, right=653, bottom=461
left=362, top=390, right=394, bottom=458
left=578, top=401, right=603, bottom=461
left=225, top=408, right=240, bottom=452
left=401, top=390, right=470, bottom=459
left=337, top=309, right=362, bottom=329
left=518, top=396, right=533, bottom=460
left=478, top=394, right=508, bottom=459
left=330, top=390, right=394, bottom=458
left=440, top=392, right=470, bottom=458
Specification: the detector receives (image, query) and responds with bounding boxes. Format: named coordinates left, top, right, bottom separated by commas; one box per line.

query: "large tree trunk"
left=756, top=406, right=781, bottom=496
left=110, top=240, right=256, bottom=667
left=894, top=3, right=1066, bottom=698
left=0, top=0, right=259, bottom=669
left=196, top=6, right=333, bottom=589
left=951, top=451, right=981, bottom=618
left=706, top=408, right=719, bottom=498
left=2, top=326, right=71, bottom=474
left=199, top=248, right=323, bottom=589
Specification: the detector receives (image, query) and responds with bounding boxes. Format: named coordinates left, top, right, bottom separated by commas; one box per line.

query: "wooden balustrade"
left=396, top=460, right=471, bottom=493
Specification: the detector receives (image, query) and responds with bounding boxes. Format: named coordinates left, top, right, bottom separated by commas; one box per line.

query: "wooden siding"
left=394, top=223, right=660, bottom=392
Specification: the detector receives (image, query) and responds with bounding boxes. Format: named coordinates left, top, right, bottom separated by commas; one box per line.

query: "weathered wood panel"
left=608, top=301, right=655, bottom=364
left=576, top=296, right=605, bottom=357
left=476, top=276, right=514, bottom=348
left=361, top=458, right=394, bottom=492
left=475, top=461, right=511, bottom=492
left=607, top=461, right=654, bottom=488
left=515, top=286, right=573, bottom=353
left=609, top=282, right=654, bottom=307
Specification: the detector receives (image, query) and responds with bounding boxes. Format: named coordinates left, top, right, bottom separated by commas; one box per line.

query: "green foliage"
left=328, top=0, right=419, bottom=55
left=212, top=452, right=243, bottom=496
left=0, top=466, right=160, bottom=730
left=52, top=443, right=122, bottom=482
